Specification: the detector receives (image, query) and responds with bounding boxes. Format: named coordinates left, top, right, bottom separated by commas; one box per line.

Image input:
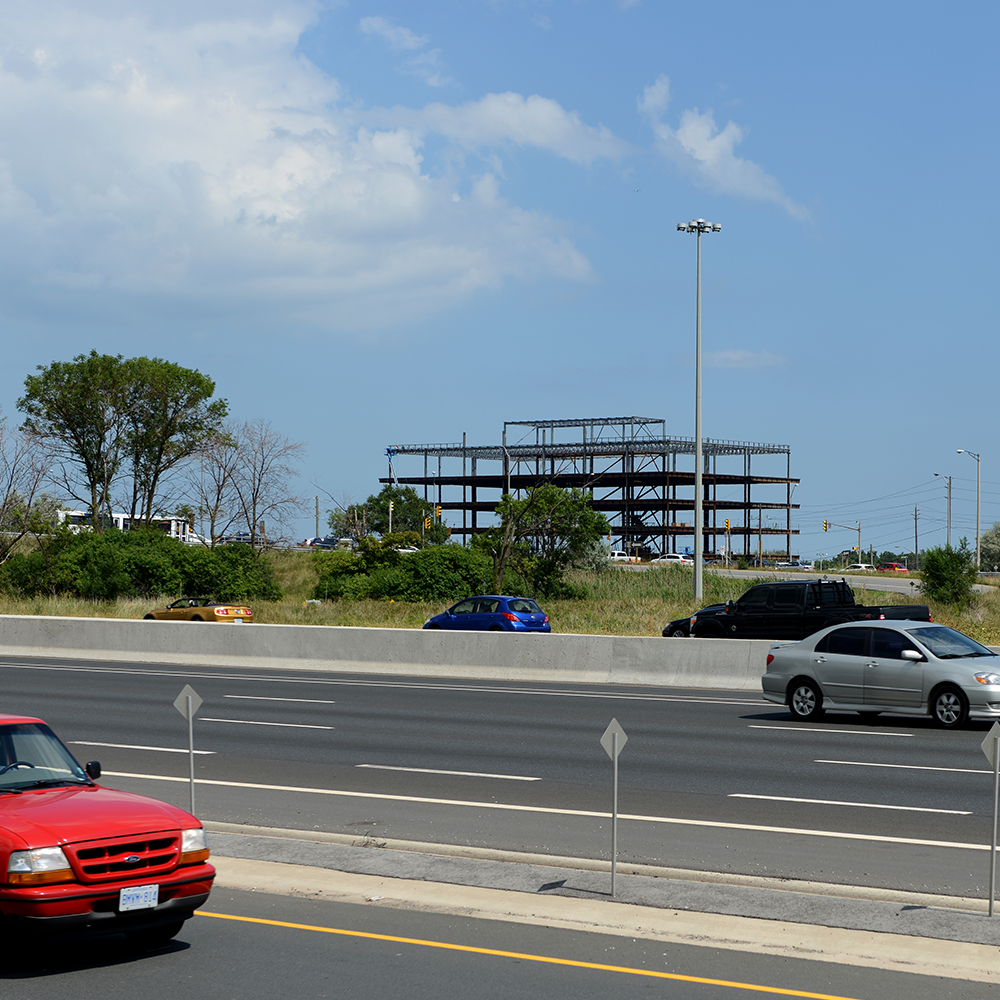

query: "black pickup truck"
left=683, top=579, right=931, bottom=641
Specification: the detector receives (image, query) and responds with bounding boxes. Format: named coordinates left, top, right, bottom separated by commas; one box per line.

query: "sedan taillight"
left=501, top=612, right=519, bottom=622
left=766, top=654, right=774, bottom=666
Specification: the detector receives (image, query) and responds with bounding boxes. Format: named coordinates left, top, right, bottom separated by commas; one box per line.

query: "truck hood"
left=0, top=784, right=196, bottom=849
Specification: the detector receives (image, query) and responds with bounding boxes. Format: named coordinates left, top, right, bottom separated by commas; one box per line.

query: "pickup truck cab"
left=688, top=579, right=931, bottom=641
left=0, top=714, right=214, bottom=946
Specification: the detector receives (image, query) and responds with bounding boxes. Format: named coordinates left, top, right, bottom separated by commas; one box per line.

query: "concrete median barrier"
left=0, top=615, right=770, bottom=691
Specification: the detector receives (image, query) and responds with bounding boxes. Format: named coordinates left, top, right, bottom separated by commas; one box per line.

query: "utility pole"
left=914, top=507, right=919, bottom=570
left=315, top=497, right=320, bottom=538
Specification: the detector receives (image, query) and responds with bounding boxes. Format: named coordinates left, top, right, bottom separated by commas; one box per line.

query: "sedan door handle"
left=813, top=656, right=826, bottom=663
left=866, top=660, right=879, bottom=668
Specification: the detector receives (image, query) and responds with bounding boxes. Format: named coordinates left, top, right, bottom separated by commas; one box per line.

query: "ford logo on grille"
left=124, top=855, right=141, bottom=864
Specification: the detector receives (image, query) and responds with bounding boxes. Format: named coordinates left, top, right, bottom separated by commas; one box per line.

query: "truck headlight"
left=7, top=846, right=72, bottom=885
left=180, top=827, right=210, bottom=864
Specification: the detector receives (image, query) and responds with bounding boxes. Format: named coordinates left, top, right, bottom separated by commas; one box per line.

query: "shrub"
left=0, top=530, right=282, bottom=602
left=920, top=540, right=978, bottom=604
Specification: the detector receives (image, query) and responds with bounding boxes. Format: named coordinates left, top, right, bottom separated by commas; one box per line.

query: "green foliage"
left=479, top=484, right=611, bottom=595
left=312, top=544, right=492, bottom=602
left=0, top=529, right=281, bottom=602
left=980, top=522, right=1000, bottom=572
left=919, top=539, right=978, bottom=604
left=17, top=351, right=227, bottom=525
left=329, top=485, right=449, bottom=543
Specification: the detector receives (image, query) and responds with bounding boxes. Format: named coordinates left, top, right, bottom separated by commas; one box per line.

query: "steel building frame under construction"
left=383, top=416, right=799, bottom=560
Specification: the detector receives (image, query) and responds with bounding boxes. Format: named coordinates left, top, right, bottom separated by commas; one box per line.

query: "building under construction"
left=383, top=416, right=799, bottom=560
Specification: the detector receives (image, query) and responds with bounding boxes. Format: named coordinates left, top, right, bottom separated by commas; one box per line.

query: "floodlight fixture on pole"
left=957, top=450, right=981, bottom=569
left=677, top=219, right=722, bottom=600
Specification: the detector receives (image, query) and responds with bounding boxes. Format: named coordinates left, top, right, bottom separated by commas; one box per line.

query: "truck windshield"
left=905, top=626, right=997, bottom=660
left=0, top=723, right=90, bottom=791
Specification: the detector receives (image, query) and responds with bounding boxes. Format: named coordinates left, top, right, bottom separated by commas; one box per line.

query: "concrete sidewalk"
left=204, top=823, right=1000, bottom=984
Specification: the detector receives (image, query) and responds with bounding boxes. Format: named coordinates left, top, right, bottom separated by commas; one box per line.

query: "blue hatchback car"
left=423, top=595, right=551, bottom=632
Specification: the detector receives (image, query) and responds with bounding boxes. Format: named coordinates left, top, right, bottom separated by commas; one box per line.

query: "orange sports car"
left=144, top=597, right=253, bottom=622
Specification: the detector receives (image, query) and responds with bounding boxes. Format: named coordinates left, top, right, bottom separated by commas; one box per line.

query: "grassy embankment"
left=0, top=550, right=998, bottom=642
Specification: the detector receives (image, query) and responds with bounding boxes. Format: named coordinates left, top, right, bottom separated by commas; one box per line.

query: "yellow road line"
left=195, top=910, right=862, bottom=999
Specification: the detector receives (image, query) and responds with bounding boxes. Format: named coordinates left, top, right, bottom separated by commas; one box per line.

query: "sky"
left=0, top=0, right=997, bottom=559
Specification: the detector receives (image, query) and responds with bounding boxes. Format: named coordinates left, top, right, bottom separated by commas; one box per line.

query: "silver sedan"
left=761, top=620, right=1000, bottom=729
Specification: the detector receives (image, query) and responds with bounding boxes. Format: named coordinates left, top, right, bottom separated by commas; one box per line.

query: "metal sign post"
left=600, top=718, right=628, bottom=898
left=173, top=684, right=203, bottom=816
left=981, top=722, right=1000, bottom=916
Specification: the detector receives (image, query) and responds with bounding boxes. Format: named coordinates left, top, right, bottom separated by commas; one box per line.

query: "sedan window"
left=451, top=600, right=476, bottom=615
left=477, top=600, right=499, bottom=613
left=871, top=630, right=921, bottom=659
left=815, top=627, right=869, bottom=656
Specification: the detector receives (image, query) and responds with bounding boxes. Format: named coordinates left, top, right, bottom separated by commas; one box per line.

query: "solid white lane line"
left=199, top=718, right=334, bottom=730
left=224, top=695, right=337, bottom=704
left=816, top=759, right=990, bottom=775
left=356, top=764, right=540, bottom=781
left=103, top=771, right=989, bottom=852
left=71, top=741, right=216, bottom=755
left=0, top=661, right=760, bottom=704
left=750, top=725, right=913, bottom=737
left=728, top=793, right=971, bottom=815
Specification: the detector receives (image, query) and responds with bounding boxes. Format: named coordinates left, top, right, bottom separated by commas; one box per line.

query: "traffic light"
left=388, top=500, right=394, bottom=513
left=435, top=505, right=442, bottom=518
left=822, top=519, right=828, bottom=532
left=724, top=519, right=731, bottom=530
left=424, top=517, right=431, bottom=529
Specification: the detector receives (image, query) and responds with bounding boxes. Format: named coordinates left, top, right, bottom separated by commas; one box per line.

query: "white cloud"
left=0, top=2, right=604, bottom=333
left=640, top=74, right=809, bottom=220
left=705, top=350, right=787, bottom=369
left=359, top=15, right=427, bottom=51
left=400, top=48, right=456, bottom=88
left=401, top=92, right=632, bottom=165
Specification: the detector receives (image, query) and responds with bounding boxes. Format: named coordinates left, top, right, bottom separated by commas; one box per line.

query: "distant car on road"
left=762, top=620, right=1000, bottom=729
left=423, top=596, right=550, bottom=632
left=877, top=562, right=908, bottom=572
left=845, top=563, right=877, bottom=571
left=608, top=550, right=638, bottom=563
left=651, top=553, right=693, bottom=565
left=144, top=598, right=253, bottom=623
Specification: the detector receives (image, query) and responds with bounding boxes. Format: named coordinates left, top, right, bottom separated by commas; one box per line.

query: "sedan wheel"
left=789, top=679, right=824, bottom=721
left=931, top=686, right=969, bottom=729
left=667, top=627, right=687, bottom=638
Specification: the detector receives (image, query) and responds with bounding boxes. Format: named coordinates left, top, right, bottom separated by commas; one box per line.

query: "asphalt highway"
left=2, top=653, right=996, bottom=902
left=5, top=885, right=984, bottom=1000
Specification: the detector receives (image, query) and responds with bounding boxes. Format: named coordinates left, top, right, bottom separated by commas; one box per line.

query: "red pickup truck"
left=0, top=713, right=214, bottom=946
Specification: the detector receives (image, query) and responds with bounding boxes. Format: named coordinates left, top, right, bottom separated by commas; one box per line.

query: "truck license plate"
left=119, top=884, right=159, bottom=911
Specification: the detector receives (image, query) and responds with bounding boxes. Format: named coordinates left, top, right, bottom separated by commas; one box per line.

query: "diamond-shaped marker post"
left=600, top=719, right=628, bottom=898
left=982, top=721, right=1000, bottom=916
left=174, top=685, right=203, bottom=816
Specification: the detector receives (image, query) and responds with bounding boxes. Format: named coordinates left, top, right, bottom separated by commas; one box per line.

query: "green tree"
left=121, top=356, right=228, bottom=524
left=920, top=539, right=978, bottom=604
left=17, top=351, right=227, bottom=529
left=18, top=351, right=131, bottom=527
left=477, top=485, right=611, bottom=595
left=334, top=485, right=448, bottom=544
left=979, top=522, right=1000, bottom=572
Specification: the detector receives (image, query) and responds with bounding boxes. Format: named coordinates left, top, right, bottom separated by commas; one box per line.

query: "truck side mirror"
left=85, top=760, right=102, bottom=780
left=725, top=600, right=734, bottom=612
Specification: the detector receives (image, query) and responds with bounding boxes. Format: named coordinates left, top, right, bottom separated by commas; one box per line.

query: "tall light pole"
left=957, top=449, right=981, bottom=569
left=677, top=218, right=721, bottom=600
left=934, top=473, right=952, bottom=547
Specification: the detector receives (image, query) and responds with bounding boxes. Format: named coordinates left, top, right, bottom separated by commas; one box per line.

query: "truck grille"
left=66, top=833, right=180, bottom=882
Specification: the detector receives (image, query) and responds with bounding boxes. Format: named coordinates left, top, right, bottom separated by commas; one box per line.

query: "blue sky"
left=0, top=0, right=996, bottom=558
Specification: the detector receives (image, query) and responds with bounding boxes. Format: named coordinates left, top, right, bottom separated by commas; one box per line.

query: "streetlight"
left=957, top=449, right=981, bottom=569
left=677, top=218, right=722, bottom=600
left=934, top=473, right=952, bottom=547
